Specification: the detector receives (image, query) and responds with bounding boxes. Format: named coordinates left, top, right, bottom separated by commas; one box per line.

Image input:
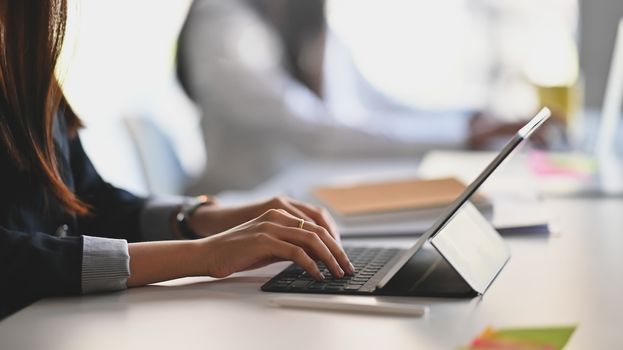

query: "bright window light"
left=326, top=0, right=579, bottom=114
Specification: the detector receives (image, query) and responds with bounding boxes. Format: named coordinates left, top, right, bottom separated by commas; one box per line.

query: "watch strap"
left=175, top=195, right=214, bottom=239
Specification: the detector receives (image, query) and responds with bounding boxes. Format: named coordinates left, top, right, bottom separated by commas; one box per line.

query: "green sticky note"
left=495, top=325, right=577, bottom=350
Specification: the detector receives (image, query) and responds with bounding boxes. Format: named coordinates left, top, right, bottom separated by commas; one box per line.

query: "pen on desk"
left=269, top=296, right=428, bottom=317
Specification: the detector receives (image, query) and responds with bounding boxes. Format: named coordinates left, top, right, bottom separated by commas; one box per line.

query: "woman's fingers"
left=268, top=197, right=316, bottom=226
left=289, top=199, right=340, bottom=241
left=261, top=234, right=324, bottom=280
left=257, top=209, right=353, bottom=276
left=201, top=206, right=351, bottom=281
left=261, top=222, right=345, bottom=278
left=300, top=221, right=354, bottom=275
left=266, top=196, right=340, bottom=241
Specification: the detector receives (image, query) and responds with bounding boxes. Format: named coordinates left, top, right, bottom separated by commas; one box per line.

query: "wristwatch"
left=174, top=195, right=216, bottom=239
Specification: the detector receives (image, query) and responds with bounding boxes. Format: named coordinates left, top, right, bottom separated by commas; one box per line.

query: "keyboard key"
left=347, top=281, right=365, bottom=286
left=288, top=280, right=312, bottom=289
left=275, top=282, right=294, bottom=288
left=343, top=285, right=361, bottom=291
left=324, top=286, right=343, bottom=292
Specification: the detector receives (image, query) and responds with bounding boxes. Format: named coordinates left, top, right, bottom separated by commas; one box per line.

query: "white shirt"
left=178, top=0, right=470, bottom=193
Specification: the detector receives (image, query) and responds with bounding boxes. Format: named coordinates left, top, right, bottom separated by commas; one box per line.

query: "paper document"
left=336, top=197, right=548, bottom=237
left=310, top=176, right=519, bottom=237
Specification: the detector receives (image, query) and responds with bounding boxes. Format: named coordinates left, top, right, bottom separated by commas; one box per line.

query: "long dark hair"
left=0, top=0, right=88, bottom=215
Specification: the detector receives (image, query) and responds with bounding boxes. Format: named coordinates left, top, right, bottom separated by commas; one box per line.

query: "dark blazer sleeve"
left=0, top=227, right=83, bottom=318
left=0, top=132, right=141, bottom=319
left=70, top=136, right=147, bottom=243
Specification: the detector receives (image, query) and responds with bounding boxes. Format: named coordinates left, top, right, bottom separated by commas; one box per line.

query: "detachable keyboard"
left=261, top=247, right=402, bottom=295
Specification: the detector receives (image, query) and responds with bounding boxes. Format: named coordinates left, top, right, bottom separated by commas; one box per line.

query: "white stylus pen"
left=269, top=296, right=428, bottom=317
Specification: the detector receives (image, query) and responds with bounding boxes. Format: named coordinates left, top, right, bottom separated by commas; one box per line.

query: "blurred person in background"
left=177, top=0, right=563, bottom=194
left=178, top=0, right=429, bottom=193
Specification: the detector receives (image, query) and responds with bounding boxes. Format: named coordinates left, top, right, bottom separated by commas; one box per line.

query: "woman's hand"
left=189, top=196, right=340, bottom=241
left=196, top=208, right=354, bottom=280
left=128, top=206, right=352, bottom=287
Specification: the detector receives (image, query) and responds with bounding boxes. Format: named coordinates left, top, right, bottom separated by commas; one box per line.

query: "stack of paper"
left=464, top=325, right=576, bottom=349
left=312, top=177, right=492, bottom=237
left=311, top=176, right=548, bottom=238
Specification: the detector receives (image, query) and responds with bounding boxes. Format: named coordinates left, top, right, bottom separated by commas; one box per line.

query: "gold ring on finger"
left=297, top=218, right=305, bottom=230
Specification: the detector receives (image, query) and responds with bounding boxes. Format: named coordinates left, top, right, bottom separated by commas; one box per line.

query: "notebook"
left=312, top=177, right=491, bottom=217
left=311, top=176, right=548, bottom=237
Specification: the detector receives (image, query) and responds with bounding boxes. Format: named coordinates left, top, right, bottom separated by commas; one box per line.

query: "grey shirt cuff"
left=139, top=196, right=190, bottom=241
left=81, top=236, right=130, bottom=294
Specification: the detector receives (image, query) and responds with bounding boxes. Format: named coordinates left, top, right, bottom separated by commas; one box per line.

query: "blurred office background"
left=58, top=0, right=623, bottom=196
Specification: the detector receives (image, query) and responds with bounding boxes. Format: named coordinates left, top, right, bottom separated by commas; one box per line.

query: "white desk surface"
left=1, top=159, right=622, bottom=349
